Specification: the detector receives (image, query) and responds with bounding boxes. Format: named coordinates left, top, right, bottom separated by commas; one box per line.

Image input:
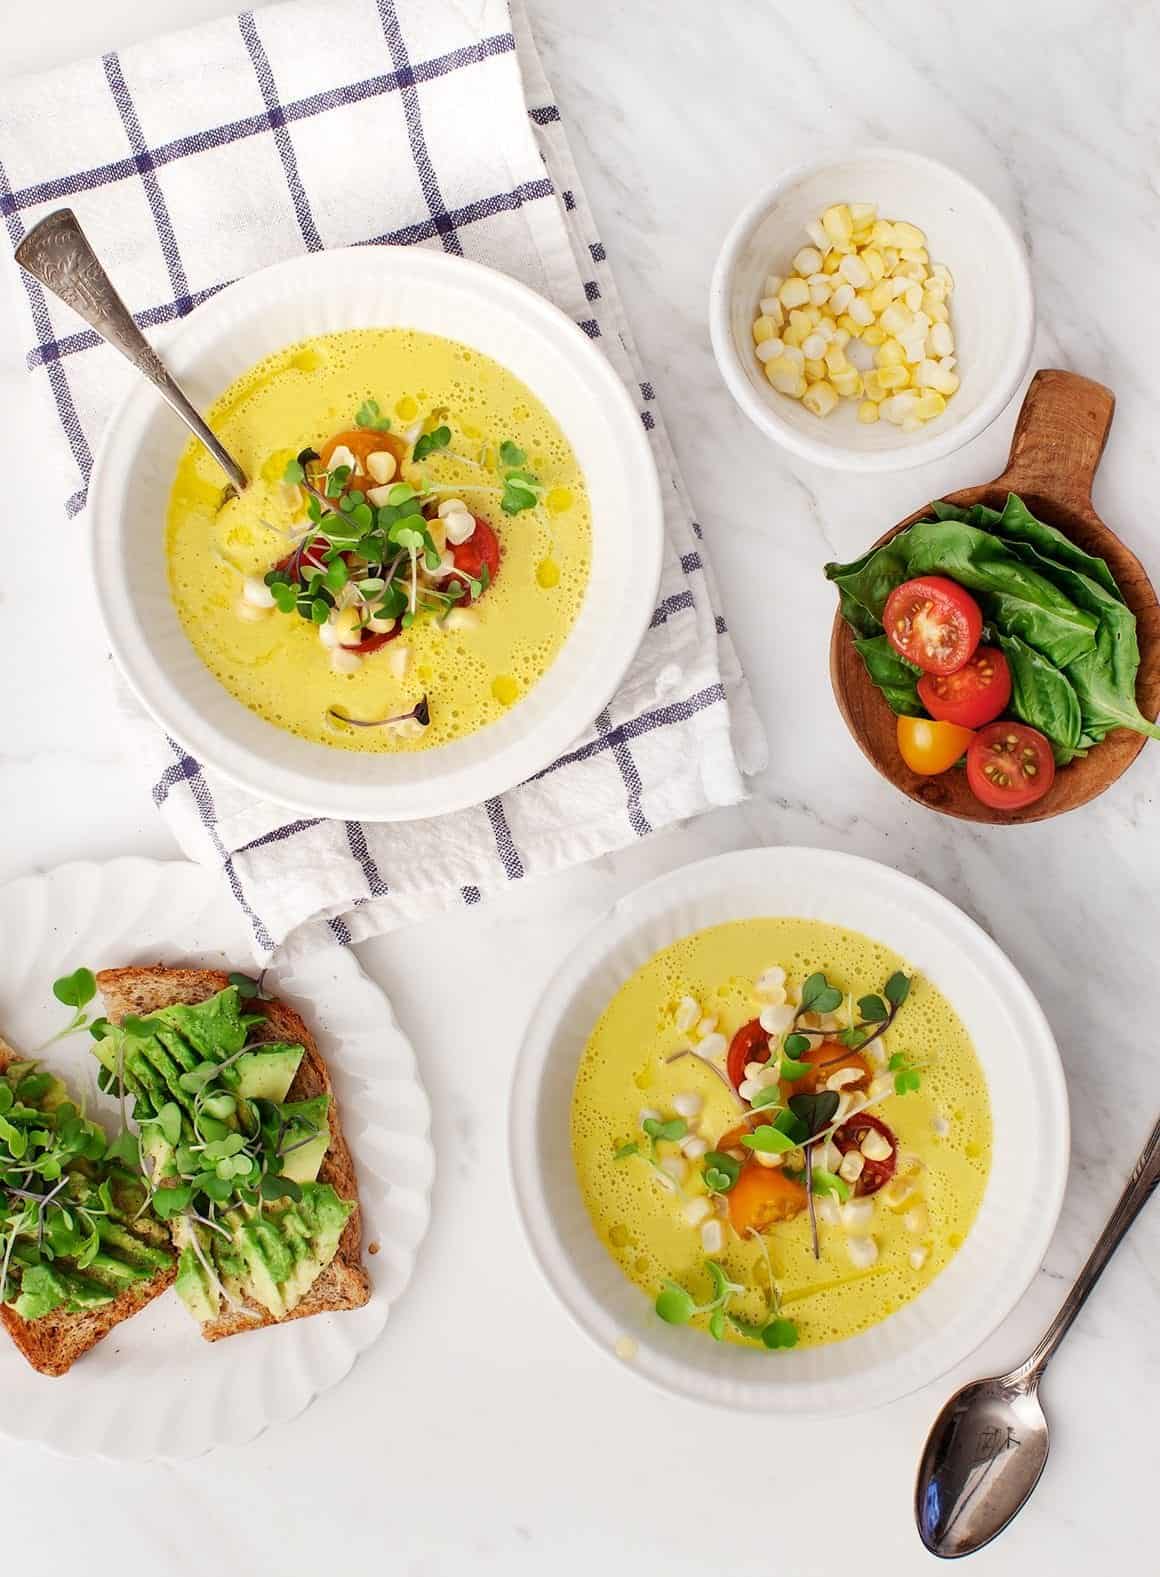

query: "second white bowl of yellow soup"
left=89, top=247, right=663, bottom=820
left=509, top=846, right=1069, bottom=1415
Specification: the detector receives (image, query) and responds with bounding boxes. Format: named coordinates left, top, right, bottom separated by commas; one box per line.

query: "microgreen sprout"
left=42, top=968, right=98, bottom=1046
left=655, top=1259, right=743, bottom=1337
left=888, top=1051, right=922, bottom=1095
left=412, top=425, right=451, bottom=462
left=355, top=398, right=392, bottom=431
left=701, top=1150, right=741, bottom=1193
left=327, top=695, right=431, bottom=730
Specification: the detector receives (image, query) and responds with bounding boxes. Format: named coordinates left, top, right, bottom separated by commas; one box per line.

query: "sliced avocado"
left=233, top=1043, right=306, bottom=1102
left=154, top=1025, right=200, bottom=1075
left=277, top=1184, right=352, bottom=1311
left=156, top=988, right=248, bottom=1061
left=137, top=1035, right=197, bottom=1116
left=236, top=1217, right=292, bottom=1318
left=97, top=1219, right=173, bottom=1272
left=11, top=1263, right=116, bottom=1319
left=82, top=1250, right=154, bottom=1292
left=271, top=1096, right=331, bottom=1182
left=174, top=1238, right=220, bottom=1324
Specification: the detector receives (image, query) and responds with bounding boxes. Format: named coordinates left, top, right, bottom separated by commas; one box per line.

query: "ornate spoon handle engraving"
left=16, top=208, right=247, bottom=493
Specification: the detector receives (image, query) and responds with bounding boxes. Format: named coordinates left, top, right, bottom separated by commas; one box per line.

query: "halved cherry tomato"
left=966, top=721, right=1055, bottom=811
left=353, top=624, right=403, bottom=654
left=274, top=534, right=329, bottom=581
left=727, top=1162, right=808, bottom=1235
left=918, top=646, right=1011, bottom=730
left=897, top=715, right=975, bottom=775
left=781, top=1040, right=871, bottom=1099
left=319, top=428, right=407, bottom=491
left=833, top=1113, right=897, bottom=1196
left=725, top=1018, right=770, bottom=1093
left=443, top=517, right=501, bottom=604
left=884, top=576, right=983, bottom=675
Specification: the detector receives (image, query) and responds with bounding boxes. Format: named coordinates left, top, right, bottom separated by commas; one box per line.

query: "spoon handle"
left=14, top=208, right=247, bottom=493
left=1013, top=1112, right=1160, bottom=1386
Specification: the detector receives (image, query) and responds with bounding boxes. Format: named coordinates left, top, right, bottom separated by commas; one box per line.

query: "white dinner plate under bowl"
left=509, top=846, right=1069, bottom=1416
left=88, top=246, right=663, bottom=822
left=0, top=859, right=433, bottom=1460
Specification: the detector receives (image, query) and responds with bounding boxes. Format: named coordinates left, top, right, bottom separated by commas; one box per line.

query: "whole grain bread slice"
left=94, top=967, right=370, bottom=1341
left=0, top=1034, right=176, bottom=1378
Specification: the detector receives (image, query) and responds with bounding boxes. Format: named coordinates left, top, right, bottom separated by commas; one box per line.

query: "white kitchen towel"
left=0, top=0, right=766, bottom=959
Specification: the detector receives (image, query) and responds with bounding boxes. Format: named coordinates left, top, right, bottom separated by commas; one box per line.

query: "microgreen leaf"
left=52, top=968, right=96, bottom=1010
left=784, top=1033, right=811, bottom=1057
left=810, top=1168, right=851, bottom=1202
left=884, top=971, right=911, bottom=1007
left=227, top=971, right=262, bottom=1000
left=742, top=1124, right=798, bottom=1155
left=260, top=1173, right=303, bottom=1201
left=641, top=1116, right=687, bottom=1144
left=499, top=439, right=526, bottom=467
left=702, top=1151, right=741, bottom=1193
left=655, top=1281, right=696, bottom=1325
left=787, top=1091, right=840, bottom=1138
left=283, top=457, right=305, bottom=485
left=355, top=399, right=392, bottom=431
left=749, top=1085, right=784, bottom=1110
left=708, top=1308, right=726, bottom=1341
left=121, top=1014, right=161, bottom=1039
left=613, top=1141, right=639, bottom=1161
left=412, top=425, right=451, bottom=462
left=857, top=994, right=889, bottom=1023
left=761, top=1318, right=799, bottom=1349
left=779, top=1054, right=814, bottom=1081
left=88, top=1017, right=111, bottom=1041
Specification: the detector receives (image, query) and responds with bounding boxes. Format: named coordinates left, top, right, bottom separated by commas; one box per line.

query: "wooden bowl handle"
left=993, top=368, right=1114, bottom=508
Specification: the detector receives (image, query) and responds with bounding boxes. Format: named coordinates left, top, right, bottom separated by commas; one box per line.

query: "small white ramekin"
left=709, top=147, right=1034, bottom=472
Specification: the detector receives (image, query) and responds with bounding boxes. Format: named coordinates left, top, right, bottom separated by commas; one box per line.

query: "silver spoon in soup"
left=15, top=207, right=247, bottom=494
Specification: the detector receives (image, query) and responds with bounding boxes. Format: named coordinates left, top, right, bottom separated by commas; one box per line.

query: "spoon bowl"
left=916, top=1376, right=1049, bottom=1557
left=915, top=1112, right=1159, bottom=1558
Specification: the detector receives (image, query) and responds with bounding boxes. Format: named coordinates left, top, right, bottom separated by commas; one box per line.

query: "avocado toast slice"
left=0, top=1034, right=176, bottom=1377
left=94, top=967, right=370, bottom=1340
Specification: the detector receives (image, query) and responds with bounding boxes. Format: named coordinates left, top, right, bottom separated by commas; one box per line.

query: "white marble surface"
left=1, top=0, right=1157, bottom=1571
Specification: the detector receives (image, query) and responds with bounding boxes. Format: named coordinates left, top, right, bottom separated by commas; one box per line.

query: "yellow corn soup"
left=166, top=328, right=590, bottom=751
left=571, top=918, right=992, bottom=1349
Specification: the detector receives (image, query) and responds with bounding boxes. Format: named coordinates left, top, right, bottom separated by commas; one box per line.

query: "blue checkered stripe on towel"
left=0, top=0, right=753, bottom=956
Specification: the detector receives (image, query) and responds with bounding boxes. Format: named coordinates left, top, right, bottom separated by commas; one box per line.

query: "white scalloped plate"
left=0, top=858, right=433, bottom=1459
left=510, top=847, right=1069, bottom=1416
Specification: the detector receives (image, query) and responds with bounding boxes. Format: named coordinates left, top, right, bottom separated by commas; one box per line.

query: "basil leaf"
left=853, top=635, right=925, bottom=716
left=993, top=630, right=1084, bottom=763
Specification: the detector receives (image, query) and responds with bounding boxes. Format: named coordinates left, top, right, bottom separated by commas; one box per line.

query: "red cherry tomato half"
left=726, top=1018, right=770, bottom=1093
left=918, top=646, right=1012, bottom=729
left=833, top=1112, right=898, bottom=1196
left=884, top=575, right=983, bottom=676
left=353, top=624, right=403, bottom=654
left=443, top=517, right=500, bottom=605
left=966, top=721, right=1056, bottom=811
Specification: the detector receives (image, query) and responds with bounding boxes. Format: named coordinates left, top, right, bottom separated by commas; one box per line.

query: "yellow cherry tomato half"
left=896, top=715, right=975, bottom=775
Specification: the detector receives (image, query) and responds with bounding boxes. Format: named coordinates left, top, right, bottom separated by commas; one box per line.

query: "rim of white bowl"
left=88, top=246, right=663, bottom=822
left=709, top=146, right=1035, bottom=474
left=508, top=846, right=1070, bottom=1416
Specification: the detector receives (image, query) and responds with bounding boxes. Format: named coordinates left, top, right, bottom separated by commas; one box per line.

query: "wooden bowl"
left=830, top=369, right=1160, bottom=822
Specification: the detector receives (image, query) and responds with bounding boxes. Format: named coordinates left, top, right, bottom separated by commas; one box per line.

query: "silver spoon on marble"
left=15, top=207, right=247, bottom=493
left=916, top=1112, right=1160, bottom=1558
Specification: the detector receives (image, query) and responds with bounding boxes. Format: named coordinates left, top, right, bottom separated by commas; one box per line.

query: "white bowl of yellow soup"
left=88, top=247, right=663, bottom=820
left=509, top=846, right=1068, bottom=1415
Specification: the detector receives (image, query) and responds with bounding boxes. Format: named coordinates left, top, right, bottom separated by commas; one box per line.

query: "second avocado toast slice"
left=0, top=1035, right=175, bottom=1376
left=93, top=967, right=370, bottom=1340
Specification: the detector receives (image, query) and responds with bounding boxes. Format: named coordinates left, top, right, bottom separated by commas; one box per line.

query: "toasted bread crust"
left=0, top=1036, right=175, bottom=1377
left=95, top=967, right=370, bottom=1341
